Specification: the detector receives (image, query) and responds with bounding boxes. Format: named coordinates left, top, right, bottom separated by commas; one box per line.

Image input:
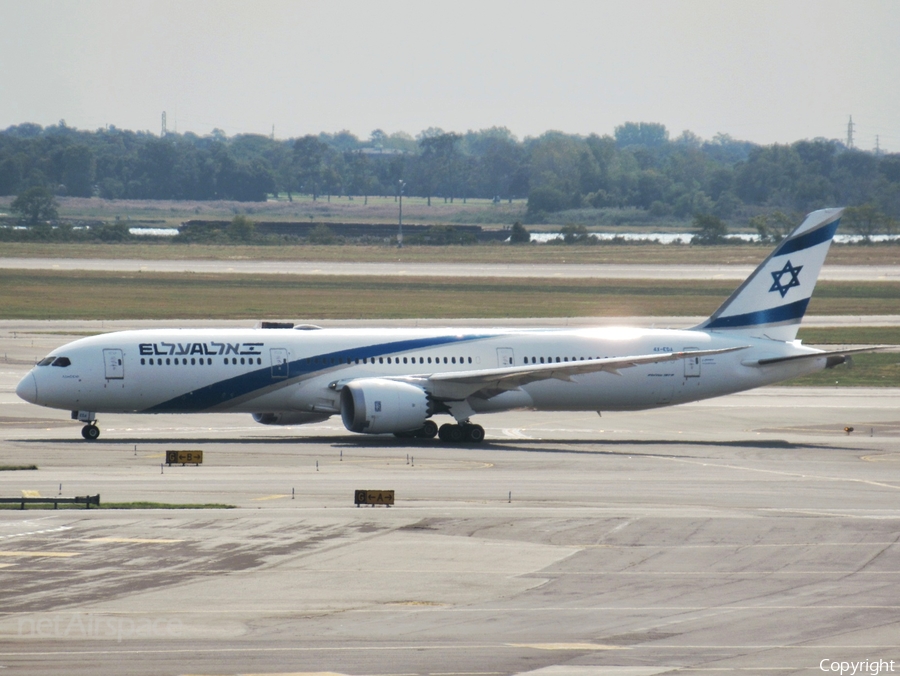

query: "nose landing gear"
left=72, top=411, right=99, bottom=441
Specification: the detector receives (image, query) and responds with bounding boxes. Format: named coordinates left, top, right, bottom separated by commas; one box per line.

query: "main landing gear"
left=81, top=423, right=100, bottom=441
left=393, top=420, right=439, bottom=439
left=393, top=420, right=486, bottom=443
left=438, top=422, right=485, bottom=443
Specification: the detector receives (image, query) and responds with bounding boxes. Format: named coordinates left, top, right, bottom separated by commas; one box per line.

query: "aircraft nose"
left=16, top=372, right=37, bottom=404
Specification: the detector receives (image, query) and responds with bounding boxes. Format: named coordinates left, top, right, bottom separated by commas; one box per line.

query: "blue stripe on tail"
left=703, top=298, right=810, bottom=330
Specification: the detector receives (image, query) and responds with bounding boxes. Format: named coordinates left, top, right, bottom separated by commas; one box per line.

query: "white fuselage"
left=18, top=326, right=826, bottom=419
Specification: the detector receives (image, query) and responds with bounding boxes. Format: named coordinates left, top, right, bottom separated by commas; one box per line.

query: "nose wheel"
left=81, top=424, right=100, bottom=441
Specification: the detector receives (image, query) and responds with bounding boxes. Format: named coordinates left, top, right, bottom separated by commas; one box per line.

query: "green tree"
left=691, top=213, right=728, bottom=245
left=11, top=185, right=58, bottom=224
left=528, top=132, right=585, bottom=194
left=560, top=224, right=591, bottom=244
left=843, top=204, right=888, bottom=242
left=526, top=186, right=569, bottom=216
left=293, top=135, right=330, bottom=200
left=307, top=224, right=338, bottom=244
left=614, top=122, right=669, bottom=147
left=95, top=222, right=131, bottom=242
left=509, top=221, right=531, bottom=244
left=418, top=132, right=461, bottom=205
left=749, top=211, right=796, bottom=243
left=227, top=214, right=256, bottom=242
left=61, top=144, right=95, bottom=197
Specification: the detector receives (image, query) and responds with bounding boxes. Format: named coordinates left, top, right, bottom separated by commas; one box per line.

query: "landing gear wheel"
left=463, top=424, right=485, bottom=443
left=81, top=424, right=100, bottom=441
left=418, top=420, right=439, bottom=438
left=438, top=423, right=464, bottom=443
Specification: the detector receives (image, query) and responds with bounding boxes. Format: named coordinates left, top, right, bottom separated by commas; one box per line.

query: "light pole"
left=397, top=180, right=405, bottom=248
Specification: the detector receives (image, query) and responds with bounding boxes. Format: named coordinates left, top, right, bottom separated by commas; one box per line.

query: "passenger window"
left=427, top=357, right=432, bottom=364
left=443, top=357, right=448, bottom=364
left=379, top=357, right=383, bottom=364
left=451, top=357, right=456, bottom=364
left=468, top=357, right=472, bottom=364
left=403, top=357, right=408, bottom=364
left=51, top=357, right=71, bottom=367
left=191, top=358, right=196, bottom=365
left=140, top=358, right=145, bottom=365
left=166, top=358, right=171, bottom=365
left=387, top=357, right=392, bottom=364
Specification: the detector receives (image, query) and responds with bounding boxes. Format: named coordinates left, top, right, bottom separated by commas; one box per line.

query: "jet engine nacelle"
left=252, top=411, right=332, bottom=426
left=340, top=378, right=431, bottom=434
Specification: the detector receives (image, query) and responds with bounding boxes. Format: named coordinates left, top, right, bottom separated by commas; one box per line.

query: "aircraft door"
left=270, top=348, right=289, bottom=378
left=683, top=348, right=701, bottom=377
left=497, top=348, right=515, bottom=367
left=103, top=349, right=124, bottom=379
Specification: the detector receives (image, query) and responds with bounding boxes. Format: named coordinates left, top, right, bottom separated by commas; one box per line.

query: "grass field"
left=781, top=352, right=899, bottom=387
left=2, top=241, right=899, bottom=266
left=0, top=195, right=528, bottom=227
left=2, top=270, right=898, bottom=320
left=0, top=502, right=235, bottom=510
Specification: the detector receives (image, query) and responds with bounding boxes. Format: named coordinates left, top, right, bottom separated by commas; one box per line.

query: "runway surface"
left=1, top=324, right=899, bottom=676
left=2, top=257, right=899, bottom=281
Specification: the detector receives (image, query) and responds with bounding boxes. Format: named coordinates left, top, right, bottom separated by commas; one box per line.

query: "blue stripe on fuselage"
left=141, top=333, right=494, bottom=413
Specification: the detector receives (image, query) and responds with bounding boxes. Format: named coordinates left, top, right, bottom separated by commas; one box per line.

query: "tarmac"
left=2, top=257, right=899, bottom=281
left=0, top=323, right=898, bottom=676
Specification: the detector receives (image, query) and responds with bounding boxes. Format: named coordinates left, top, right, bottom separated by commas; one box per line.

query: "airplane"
left=16, top=207, right=873, bottom=443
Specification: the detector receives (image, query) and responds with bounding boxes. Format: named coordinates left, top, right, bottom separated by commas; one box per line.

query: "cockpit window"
left=38, top=357, right=56, bottom=366
left=51, top=357, right=71, bottom=367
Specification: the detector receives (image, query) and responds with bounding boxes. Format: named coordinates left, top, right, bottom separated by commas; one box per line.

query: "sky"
left=2, top=0, right=899, bottom=151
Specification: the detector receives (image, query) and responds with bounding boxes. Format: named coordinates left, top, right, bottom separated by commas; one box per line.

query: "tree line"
left=1, top=120, right=898, bottom=229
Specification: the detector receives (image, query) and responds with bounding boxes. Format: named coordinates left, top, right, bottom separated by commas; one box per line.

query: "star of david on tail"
left=769, top=260, right=803, bottom=298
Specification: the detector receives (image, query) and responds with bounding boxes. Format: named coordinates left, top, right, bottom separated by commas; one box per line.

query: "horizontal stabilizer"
left=743, top=345, right=889, bottom=367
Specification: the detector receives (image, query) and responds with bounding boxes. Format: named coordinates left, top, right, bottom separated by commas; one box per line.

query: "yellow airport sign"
left=354, top=490, right=394, bottom=507
left=165, top=450, right=203, bottom=465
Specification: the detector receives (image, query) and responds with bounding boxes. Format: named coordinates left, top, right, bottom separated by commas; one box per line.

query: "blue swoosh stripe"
left=142, top=333, right=494, bottom=413
left=704, top=298, right=810, bottom=330
left=773, top=219, right=839, bottom=257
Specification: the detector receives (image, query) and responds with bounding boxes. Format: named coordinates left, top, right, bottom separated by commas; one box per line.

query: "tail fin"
left=695, top=207, right=843, bottom=342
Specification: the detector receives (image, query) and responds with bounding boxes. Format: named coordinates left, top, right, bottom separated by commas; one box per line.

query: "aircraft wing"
left=399, top=346, right=748, bottom=401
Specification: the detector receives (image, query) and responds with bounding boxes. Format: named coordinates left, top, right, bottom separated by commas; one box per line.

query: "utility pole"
left=875, top=135, right=881, bottom=156
left=397, top=180, right=405, bottom=248
left=161, top=111, right=167, bottom=138
left=846, top=115, right=854, bottom=149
